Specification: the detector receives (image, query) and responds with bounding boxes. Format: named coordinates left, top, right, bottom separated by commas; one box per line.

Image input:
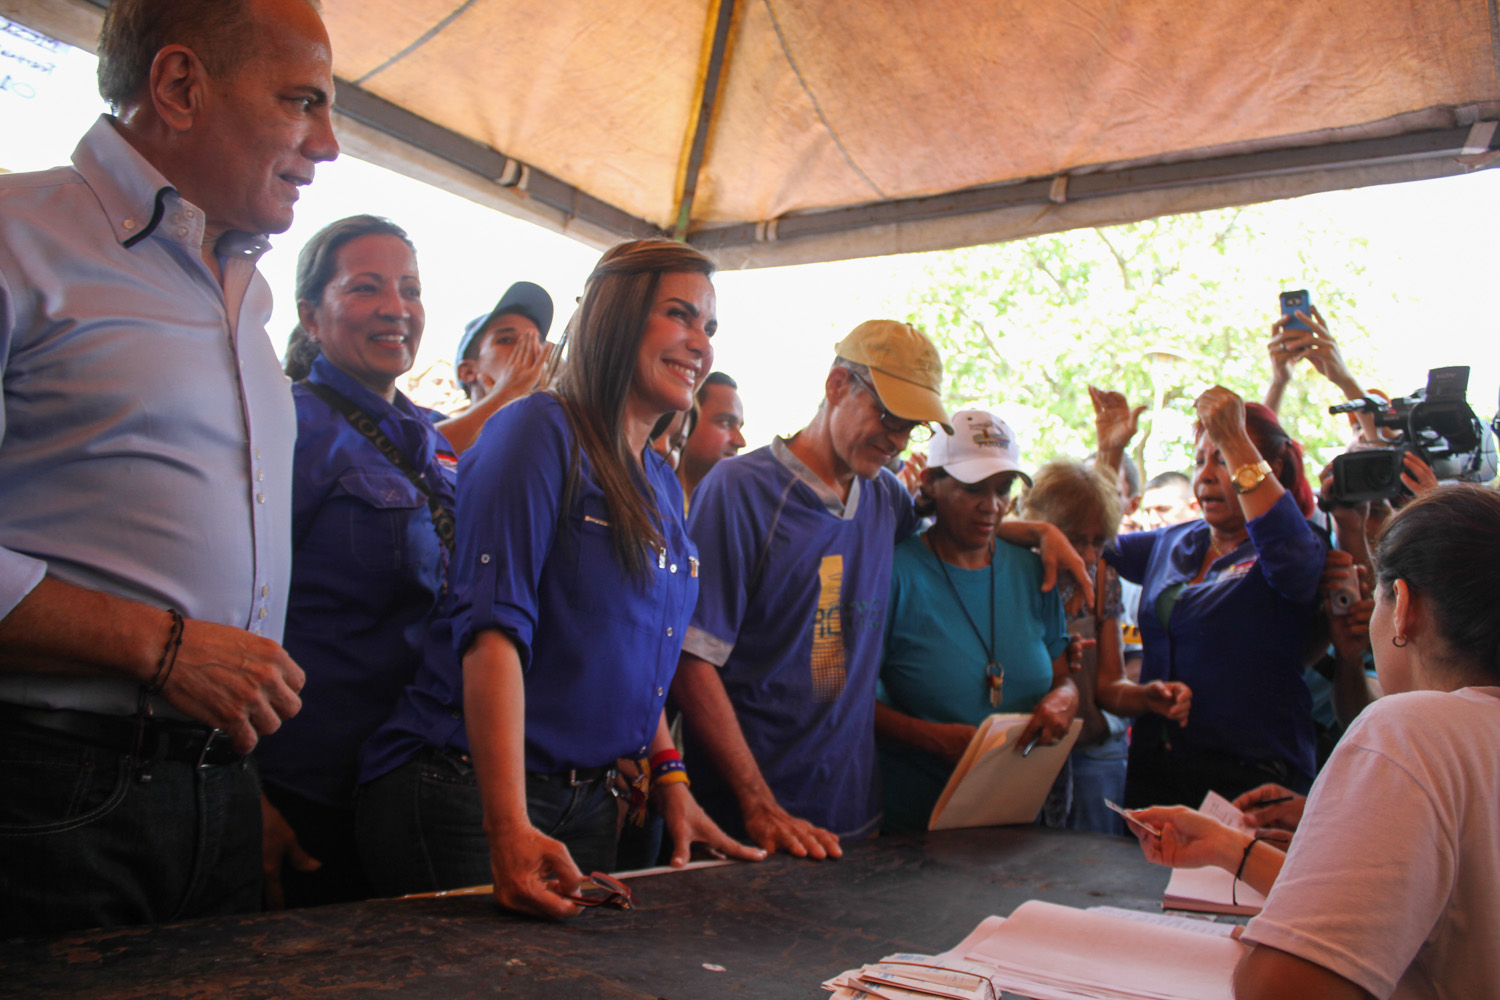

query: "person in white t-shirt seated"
left=1126, top=483, right=1500, bottom=1000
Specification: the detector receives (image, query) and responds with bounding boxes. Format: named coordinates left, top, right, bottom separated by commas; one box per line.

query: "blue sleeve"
left=0, top=268, right=47, bottom=619
left=683, top=460, right=768, bottom=666
left=882, top=468, right=918, bottom=542
left=1247, top=491, right=1328, bottom=605
left=1103, top=525, right=1162, bottom=585
left=448, top=396, right=567, bottom=668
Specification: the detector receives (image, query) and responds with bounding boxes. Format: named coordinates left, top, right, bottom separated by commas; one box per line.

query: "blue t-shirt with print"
left=682, top=438, right=917, bottom=839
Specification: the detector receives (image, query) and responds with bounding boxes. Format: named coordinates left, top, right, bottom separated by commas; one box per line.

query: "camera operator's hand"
left=1400, top=450, right=1440, bottom=498
left=1318, top=459, right=1373, bottom=570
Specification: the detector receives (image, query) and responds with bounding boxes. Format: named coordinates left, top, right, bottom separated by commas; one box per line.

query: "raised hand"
left=1089, top=386, right=1147, bottom=457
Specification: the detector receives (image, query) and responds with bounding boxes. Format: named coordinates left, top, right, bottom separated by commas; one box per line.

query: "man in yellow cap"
left=671, top=321, right=953, bottom=856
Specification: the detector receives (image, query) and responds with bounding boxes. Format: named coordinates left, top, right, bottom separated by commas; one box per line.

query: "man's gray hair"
left=97, top=0, right=262, bottom=110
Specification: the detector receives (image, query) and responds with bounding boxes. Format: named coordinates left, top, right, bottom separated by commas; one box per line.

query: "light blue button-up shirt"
left=0, top=116, right=296, bottom=715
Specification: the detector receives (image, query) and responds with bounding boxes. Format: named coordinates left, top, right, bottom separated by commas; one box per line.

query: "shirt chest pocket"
left=332, top=468, right=428, bottom=572
left=558, top=496, right=665, bottom=634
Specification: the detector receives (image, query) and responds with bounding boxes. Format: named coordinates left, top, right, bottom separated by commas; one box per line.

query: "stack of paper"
left=822, top=954, right=998, bottom=1000
left=825, top=901, right=1245, bottom=1000
left=954, top=900, right=1246, bottom=1000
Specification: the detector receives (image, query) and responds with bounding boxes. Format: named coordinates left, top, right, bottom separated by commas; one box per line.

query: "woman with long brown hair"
left=358, top=239, right=761, bottom=917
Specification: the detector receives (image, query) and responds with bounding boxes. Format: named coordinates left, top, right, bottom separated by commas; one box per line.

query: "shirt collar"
left=70, top=115, right=270, bottom=263
left=771, top=435, right=863, bottom=520
left=308, top=353, right=417, bottom=423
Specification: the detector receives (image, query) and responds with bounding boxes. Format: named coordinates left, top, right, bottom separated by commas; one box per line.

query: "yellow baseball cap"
left=835, top=320, right=953, bottom=434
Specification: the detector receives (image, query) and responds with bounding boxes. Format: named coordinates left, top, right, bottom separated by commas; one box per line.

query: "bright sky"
left=4, top=16, right=1496, bottom=453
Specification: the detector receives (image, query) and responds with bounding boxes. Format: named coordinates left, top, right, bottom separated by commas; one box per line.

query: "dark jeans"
left=0, top=724, right=260, bottom=938
left=1124, top=740, right=1311, bottom=809
left=356, top=748, right=620, bottom=898
left=261, top=782, right=374, bottom=908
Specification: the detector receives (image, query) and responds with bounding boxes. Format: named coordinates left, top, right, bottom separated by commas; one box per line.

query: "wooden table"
left=0, top=826, right=1172, bottom=999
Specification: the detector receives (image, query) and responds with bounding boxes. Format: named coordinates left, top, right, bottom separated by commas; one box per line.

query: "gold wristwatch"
left=1231, top=460, right=1272, bottom=494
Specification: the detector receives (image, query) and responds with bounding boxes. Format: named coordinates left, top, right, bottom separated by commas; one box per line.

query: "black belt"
left=0, top=702, right=242, bottom=768
left=527, top=765, right=617, bottom=786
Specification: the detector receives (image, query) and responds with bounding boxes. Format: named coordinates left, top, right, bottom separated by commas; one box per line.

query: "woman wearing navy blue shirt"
left=359, top=239, right=761, bottom=918
left=258, top=216, right=456, bottom=908
left=1106, top=386, right=1327, bottom=808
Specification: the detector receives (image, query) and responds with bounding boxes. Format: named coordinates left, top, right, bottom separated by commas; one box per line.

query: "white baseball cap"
left=928, top=408, right=1031, bottom=486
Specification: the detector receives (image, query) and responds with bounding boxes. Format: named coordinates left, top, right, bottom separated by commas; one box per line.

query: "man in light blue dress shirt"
left=0, top=0, right=339, bottom=934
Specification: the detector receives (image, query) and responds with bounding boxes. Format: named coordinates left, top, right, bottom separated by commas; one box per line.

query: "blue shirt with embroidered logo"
left=361, top=392, right=696, bottom=779
left=681, top=437, right=918, bottom=839
left=1103, top=490, right=1327, bottom=785
left=256, top=355, right=455, bottom=808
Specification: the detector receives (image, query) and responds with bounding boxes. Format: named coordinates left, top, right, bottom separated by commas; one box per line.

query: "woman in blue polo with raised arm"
left=358, top=239, right=761, bottom=917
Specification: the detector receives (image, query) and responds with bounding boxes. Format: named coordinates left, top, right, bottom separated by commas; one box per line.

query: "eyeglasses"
left=848, top=370, right=933, bottom=443
left=565, top=872, right=637, bottom=911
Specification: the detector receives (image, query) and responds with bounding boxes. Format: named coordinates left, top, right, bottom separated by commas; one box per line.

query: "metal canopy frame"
left=19, top=0, right=1500, bottom=264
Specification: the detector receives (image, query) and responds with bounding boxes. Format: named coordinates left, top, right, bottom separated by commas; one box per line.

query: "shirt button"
left=666, top=627, right=674, bottom=637
left=670, top=564, right=677, bottom=573
left=261, top=585, right=269, bottom=597
left=185, top=208, right=196, bottom=219
left=258, top=608, right=268, bottom=619
left=256, top=493, right=266, bottom=503
left=656, top=686, right=664, bottom=697
left=256, top=470, right=264, bottom=481
left=451, top=711, right=461, bottom=720
left=480, top=553, right=491, bottom=564
left=177, top=227, right=189, bottom=237
left=122, top=218, right=136, bottom=230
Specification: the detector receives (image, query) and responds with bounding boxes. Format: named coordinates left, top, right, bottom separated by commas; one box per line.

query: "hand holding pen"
left=1233, top=783, right=1306, bottom=833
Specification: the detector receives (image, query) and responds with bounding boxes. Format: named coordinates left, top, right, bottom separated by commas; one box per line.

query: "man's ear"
left=826, top=366, right=853, bottom=406
left=148, top=44, right=209, bottom=132
left=455, top=358, right=477, bottom=386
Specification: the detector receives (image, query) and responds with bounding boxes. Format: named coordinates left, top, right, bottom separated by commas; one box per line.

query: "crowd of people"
left=2, top=1, right=1497, bottom=996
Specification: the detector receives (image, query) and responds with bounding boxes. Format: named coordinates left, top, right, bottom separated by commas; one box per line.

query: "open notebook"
left=929, top=714, right=1082, bottom=831
left=824, top=900, right=1246, bottom=1000
left=1161, top=791, right=1271, bottom=916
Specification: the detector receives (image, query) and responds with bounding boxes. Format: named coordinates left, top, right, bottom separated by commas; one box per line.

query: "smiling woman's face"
left=299, top=233, right=423, bottom=399
left=628, top=271, right=716, bottom=422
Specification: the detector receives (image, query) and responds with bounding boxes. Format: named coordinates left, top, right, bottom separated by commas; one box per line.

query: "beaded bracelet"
left=649, top=748, right=682, bottom=771
left=146, top=609, right=185, bottom=696
left=652, top=756, right=690, bottom=788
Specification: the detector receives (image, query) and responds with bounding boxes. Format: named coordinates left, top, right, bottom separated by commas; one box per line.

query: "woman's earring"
left=1392, top=634, right=1409, bottom=648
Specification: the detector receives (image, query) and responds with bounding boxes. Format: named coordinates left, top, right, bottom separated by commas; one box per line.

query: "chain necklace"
left=925, top=532, right=1004, bottom=707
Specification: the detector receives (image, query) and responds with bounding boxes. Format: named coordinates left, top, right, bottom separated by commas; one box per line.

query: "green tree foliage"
left=899, top=206, right=1385, bottom=481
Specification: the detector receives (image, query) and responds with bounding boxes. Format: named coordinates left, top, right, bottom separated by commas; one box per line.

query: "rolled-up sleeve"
left=1246, top=491, right=1327, bottom=606
left=447, top=397, right=567, bottom=668
left=1102, top=525, right=1161, bottom=585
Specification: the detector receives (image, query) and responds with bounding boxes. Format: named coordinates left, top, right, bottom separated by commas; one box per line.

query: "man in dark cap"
left=438, top=280, right=554, bottom=453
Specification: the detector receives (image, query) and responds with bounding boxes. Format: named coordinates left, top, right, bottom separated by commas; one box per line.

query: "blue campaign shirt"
left=681, top=438, right=918, bottom=839
left=1103, top=490, right=1327, bottom=783
left=878, top=532, right=1069, bottom=833
left=361, top=392, right=696, bottom=778
left=255, top=355, right=455, bottom=807
left=0, top=116, right=293, bottom=716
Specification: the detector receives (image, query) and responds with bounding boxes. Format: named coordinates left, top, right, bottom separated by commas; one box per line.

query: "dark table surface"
left=0, top=826, right=1173, bottom=999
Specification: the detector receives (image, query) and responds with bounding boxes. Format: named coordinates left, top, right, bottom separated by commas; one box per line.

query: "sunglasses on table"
left=847, top=370, right=934, bottom=443
left=565, top=872, right=637, bottom=911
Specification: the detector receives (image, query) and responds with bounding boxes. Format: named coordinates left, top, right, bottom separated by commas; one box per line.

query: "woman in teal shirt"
left=876, top=408, right=1078, bottom=833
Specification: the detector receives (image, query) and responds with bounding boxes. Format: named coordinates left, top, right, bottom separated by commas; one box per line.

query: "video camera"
left=1321, top=366, right=1495, bottom=508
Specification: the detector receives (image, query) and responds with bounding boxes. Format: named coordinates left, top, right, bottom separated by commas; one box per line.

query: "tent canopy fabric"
left=15, top=0, right=1500, bottom=266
